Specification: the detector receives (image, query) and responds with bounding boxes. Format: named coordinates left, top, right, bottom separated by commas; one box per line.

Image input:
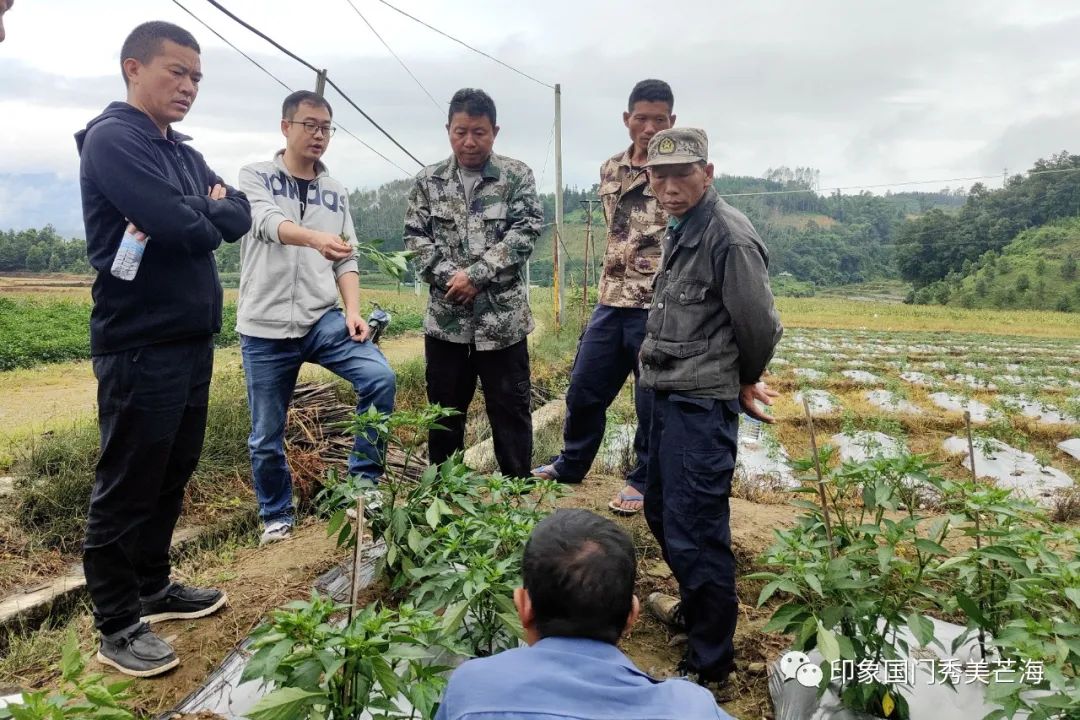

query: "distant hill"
left=923, top=218, right=1080, bottom=312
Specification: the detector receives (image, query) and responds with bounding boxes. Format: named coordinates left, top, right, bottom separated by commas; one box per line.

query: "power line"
left=202, top=0, right=316, bottom=71
left=172, top=0, right=412, bottom=177
left=335, top=126, right=414, bottom=177
left=321, top=77, right=425, bottom=167
left=172, top=0, right=290, bottom=91
left=341, top=0, right=443, bottom=112
left=374, top=0, right=555, bottom=89
left=201, top=0, right=424, bottom=167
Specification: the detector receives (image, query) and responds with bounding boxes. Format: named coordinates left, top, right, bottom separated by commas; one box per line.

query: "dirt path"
left=125, top=521, right=343, bottom=715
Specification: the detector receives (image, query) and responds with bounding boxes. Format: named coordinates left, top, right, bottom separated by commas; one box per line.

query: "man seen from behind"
left=436, top=509, right=733, bottom=720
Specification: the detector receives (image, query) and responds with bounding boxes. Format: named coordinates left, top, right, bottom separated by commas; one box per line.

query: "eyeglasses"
left=286, top=121, right=336, bottom=137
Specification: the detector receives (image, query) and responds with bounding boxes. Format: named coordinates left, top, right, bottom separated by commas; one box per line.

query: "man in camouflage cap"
left=533, top=80, right=674, bottom=514
left=638, top=127, right=782, bottom=687
left=403, top=88, right=543, bottom=478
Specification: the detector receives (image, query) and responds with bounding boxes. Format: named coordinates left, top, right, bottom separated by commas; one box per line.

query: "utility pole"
left=579, top=198, right=601, bottom=326
left=1002, top=167, right=1008, bottom=189
left=553, top=83, right=564, bottom=330
left=314, top=69, right=328, bottom=97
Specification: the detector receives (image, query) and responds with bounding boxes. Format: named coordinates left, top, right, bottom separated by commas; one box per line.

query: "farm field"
left=766, top=328, right=1080, bottom=493
left=0, top=284, right=1077, bottom=720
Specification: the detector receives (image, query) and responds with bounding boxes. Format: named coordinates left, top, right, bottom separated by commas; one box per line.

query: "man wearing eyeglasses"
left=237, top=90, right=395, bottom=546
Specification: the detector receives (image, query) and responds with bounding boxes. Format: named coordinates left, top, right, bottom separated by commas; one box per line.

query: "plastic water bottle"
left=110, top=228, right=148, bottom=281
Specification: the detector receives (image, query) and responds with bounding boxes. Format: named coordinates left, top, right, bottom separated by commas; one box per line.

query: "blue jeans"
left=241, top=309, right=396, bottom=524
left=552, top=305, right=652, bottom=492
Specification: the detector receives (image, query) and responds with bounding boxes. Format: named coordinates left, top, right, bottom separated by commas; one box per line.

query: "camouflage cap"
left=645, top=128, right=709, bottom=167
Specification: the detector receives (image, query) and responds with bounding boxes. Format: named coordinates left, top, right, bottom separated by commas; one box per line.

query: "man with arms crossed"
left=435, top=509, right=732, bottom=719
left=237, top=91, right=396, bottom=545
left=533, top=79, right=675, bottom=515
left=639, top=128, right=782, bottom=687
left=75, top=21, right=251, bottom=677
left=403, top=88, right=543, bottom=478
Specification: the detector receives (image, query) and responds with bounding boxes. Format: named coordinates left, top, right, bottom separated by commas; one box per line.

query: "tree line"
left=5, top=153, right=1075, bottom=293
left=895, top=151, right=1080, bottom=288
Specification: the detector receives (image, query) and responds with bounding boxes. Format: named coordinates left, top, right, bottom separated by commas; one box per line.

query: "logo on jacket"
left=256, top=171, right=342, bottom=213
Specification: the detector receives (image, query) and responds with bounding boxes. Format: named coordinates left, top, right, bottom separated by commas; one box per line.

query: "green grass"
left=776, top=296, right=1080, bottom=338
left=0, top=298, right=93, bottom=370
left=11, top=369, right=254, bottom=551
left=0, top=293, right=425, bottom=372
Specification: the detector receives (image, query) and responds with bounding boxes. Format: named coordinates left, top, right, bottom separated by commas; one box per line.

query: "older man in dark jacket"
left=638, top=128, right=782, bottom=687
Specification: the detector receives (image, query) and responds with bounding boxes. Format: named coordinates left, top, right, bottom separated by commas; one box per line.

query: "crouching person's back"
left=435, top=509, right=732, bottom=720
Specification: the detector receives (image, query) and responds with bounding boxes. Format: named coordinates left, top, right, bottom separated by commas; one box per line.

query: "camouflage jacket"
left=596, top=146, right=669, bottom=308
left=403, top=153, right=542, bottom=351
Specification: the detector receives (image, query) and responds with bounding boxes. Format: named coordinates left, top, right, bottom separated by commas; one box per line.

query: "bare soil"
left=117, top=520, right=343, bottom=716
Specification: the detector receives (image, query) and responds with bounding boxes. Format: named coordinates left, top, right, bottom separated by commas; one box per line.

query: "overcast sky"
left=2, top=0, right=1079, bottom=231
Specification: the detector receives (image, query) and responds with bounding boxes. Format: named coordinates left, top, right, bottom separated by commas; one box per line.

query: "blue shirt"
left=434, top=636, right=732, bottom=720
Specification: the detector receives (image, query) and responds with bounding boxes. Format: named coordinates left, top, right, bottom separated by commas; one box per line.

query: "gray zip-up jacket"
left=639, top=187, right=783, bottom=399
left=237, top=152, right=359, bottom=339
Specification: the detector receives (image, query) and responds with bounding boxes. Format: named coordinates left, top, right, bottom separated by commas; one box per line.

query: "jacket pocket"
left=654, top=338, right=708, bottom=359
left=430, top=202, right=462, bottom=251
left=487, top=282, right=525, bottom=312
left=673, top=447, right=735, bottom=517
left=669, top=280, right=708, bottom=305
left=599, top=180, right=621, bottom=227
left=481, top=202, right=508, bottom=253
left=657, top=279, right=708, bottom=343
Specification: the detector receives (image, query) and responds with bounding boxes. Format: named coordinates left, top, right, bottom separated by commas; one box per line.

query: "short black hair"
left=120, top=22, right=200, bottom=87
left=523, top=509, right=636, bottom=645
left=448, top=88, right=496, bottom=127
left=282, top=90, right=333, bottom=120
left=628, top=79, right=674, bottom=114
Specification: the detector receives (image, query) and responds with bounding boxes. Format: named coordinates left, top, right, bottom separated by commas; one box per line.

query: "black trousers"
left=643, top=391, right=740, bottom=680
left=424, top=335, right=532, bottom=478
left=84, top=336, right=214, bottom=635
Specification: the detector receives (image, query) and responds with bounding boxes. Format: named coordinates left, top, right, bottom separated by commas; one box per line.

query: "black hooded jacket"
left=75, top=102, right=251, bottom=354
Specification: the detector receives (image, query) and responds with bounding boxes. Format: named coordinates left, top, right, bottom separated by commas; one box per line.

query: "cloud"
left=2, top=0, right=1080, bottom=218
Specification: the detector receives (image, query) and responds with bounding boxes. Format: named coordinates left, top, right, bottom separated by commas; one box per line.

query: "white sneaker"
left=260, top=520, right=292, bottom=546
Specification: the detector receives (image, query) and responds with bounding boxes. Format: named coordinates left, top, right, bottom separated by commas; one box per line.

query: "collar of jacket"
left=271, top=149, right=329, bottom=180
left=614, top=144, right=654, bottom=196
left=433, top=153, right=502, bottom=183
left=669, top=187, right=720, bottom=251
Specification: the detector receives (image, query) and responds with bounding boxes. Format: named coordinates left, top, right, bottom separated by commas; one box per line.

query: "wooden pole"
left=581, top=202, right=591, bottom=327
left=346, top=495, right=366, bottom=623
left=553, top=83, right=564, bottom=329
left=964, top=410, right=988, bottom=659
left=802, top=395, right=835, bottom=556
